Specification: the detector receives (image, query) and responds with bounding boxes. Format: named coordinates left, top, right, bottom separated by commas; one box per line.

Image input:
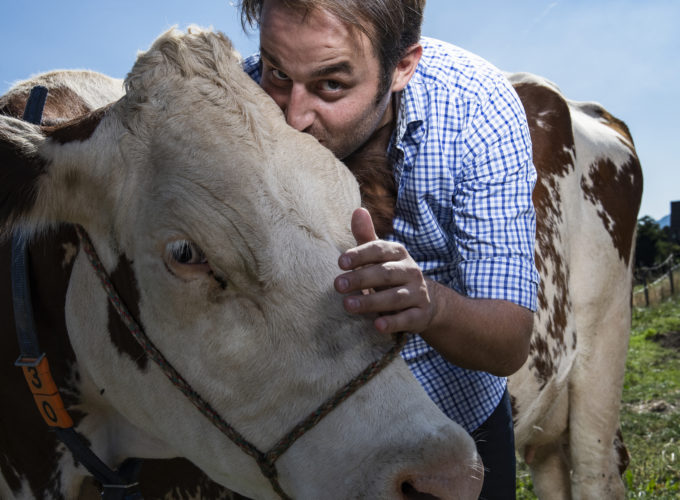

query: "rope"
left=74, top=224, right=406, bottom=499
left=264, top=333, right=407, bottom=464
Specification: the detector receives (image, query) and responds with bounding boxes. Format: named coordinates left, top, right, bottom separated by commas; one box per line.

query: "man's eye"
left=272, top=68, right=290, bottom=81
left=320, top=80, right=343, bottom=92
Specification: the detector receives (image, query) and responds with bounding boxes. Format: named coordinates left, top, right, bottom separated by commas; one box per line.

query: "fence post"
left=643, top=272, right=650, bottom=307
left=669, top=254, right=675, bottom=296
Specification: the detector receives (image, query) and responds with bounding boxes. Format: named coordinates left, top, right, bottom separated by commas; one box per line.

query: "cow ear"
left=0, top=115, right=50, bottom=237
left=0, top=107, right=109, bottom=239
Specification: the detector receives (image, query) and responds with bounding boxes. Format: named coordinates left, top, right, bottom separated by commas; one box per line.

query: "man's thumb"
left=351, top=207, right=378, bottom=245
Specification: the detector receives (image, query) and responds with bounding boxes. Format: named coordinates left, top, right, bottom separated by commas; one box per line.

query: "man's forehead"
left=259, top=1, right=373, bottom=55
left=260, top=45, right=356, bottom=77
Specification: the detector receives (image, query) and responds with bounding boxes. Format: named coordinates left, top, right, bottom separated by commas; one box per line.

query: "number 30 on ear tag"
left=21, top=357, right=74, bottom=429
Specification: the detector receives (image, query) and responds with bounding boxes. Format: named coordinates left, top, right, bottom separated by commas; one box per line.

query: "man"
left=238, top=0, right=539, bottom=497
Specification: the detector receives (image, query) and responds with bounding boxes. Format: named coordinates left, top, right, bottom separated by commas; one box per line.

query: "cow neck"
left=11, top=85, right=143, bottom=500
left=75, top=225, right=408, bottom=500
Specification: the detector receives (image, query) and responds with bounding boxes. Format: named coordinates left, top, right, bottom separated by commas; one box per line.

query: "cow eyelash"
left=166, top=240, right=207, bottom=265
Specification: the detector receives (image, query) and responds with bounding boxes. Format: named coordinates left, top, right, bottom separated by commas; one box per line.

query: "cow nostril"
left=401, top=481, right=441, bottom=500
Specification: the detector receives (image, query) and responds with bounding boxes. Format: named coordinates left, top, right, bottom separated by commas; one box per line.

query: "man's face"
left=259, top=0, right=392, bottom=159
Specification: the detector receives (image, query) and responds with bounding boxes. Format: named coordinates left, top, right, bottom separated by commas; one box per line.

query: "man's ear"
left=390, top=43, right=423, bottom=93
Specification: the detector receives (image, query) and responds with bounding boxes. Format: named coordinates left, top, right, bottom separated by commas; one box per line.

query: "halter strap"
left=75, top=224, right=407, bottom=499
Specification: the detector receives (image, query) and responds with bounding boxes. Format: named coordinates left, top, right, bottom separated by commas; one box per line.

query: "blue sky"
left=1, top=0, right=677, bottom=220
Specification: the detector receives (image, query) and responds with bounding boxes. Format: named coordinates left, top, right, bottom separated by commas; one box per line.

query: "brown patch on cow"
left=0, top=225, right=85, bottom=498
left=107, top=255, right=148, bottom=371
left=580, top=156, right=642, bottom=266
left=343, top=104, right=397, bottom=238
left=528, top=335, right=557, bottom=390
left=0, top=85, right=94, bottom=125
left=39, top=86, right=93, bottom=125
left=513, top=82, right=575, bottom=387
left=44, top=105, right=111, bottom=145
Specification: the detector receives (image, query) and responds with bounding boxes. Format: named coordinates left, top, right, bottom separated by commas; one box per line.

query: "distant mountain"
left=658, top=214, right=670, bottom=228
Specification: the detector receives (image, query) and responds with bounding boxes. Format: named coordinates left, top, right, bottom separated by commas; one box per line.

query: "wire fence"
left=633, top=253, right=679, bottom=308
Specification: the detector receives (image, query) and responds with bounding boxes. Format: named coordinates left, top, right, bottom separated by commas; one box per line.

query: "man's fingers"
left=374, top=308, right=424, bottom=334
left=341, top=283, right=424, bottom=315
left=338, top=240, right=408, bottom=270
left=351, top=207, right=378, bottom=246
left=335, top=259, right=417, bottom=293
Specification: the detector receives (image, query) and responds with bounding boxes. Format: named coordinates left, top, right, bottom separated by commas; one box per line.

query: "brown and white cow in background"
left=506, top=73, right=642, bottom=499
left=0, top=28, right=483, bottom=500
left=0, top=28, right=642, bottom=500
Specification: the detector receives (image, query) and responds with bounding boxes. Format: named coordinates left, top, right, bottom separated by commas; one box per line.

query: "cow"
left=506, top=72, right=642, bottom=499
left=0, top=28, right=484, bottom=500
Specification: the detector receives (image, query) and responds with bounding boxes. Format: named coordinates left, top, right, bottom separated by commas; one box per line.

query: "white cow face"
left=0, top=28, right=482, bottom=499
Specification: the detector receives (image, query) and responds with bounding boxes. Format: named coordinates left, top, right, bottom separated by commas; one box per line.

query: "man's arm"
left=334, top=207, right=533, bottom=377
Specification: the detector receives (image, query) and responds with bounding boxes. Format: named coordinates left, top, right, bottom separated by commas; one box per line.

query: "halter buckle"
left=15, top=353, right=46, bottom=367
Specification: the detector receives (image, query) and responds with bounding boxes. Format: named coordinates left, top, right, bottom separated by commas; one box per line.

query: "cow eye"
left=165, top=240, right=207, bottom=266
left=164, top=239, right=211, bottom=281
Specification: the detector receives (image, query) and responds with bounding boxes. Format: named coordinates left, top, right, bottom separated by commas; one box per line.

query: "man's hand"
left=334, top=208, right=534, bottom=376
left=334, top=207, right=436, bottom=334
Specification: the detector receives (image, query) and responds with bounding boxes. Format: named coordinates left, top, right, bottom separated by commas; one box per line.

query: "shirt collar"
left=393, top=80, right=426, bottom=151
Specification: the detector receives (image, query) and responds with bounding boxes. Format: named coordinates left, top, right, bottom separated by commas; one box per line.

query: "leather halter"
left=13, top=86, right=408, bottom=499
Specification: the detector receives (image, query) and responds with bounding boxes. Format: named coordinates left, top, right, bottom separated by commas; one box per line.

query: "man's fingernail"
left=339, top=255, right=351, bottom=268
left=337, top=277, right=349, bottom=291
left=346, top=297, right=359, bottom=311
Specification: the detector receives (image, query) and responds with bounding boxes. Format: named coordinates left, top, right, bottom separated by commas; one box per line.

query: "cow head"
left=0, top=28, right=481, bottom=499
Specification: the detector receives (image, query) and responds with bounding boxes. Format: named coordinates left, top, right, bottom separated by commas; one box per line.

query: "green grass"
left=621, top=297, right=680, bottom=498
left=515, top=295, right=680, bottom=498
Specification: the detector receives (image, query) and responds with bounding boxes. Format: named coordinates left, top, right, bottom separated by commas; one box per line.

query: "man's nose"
left=284, top=84, right=314, bottom=132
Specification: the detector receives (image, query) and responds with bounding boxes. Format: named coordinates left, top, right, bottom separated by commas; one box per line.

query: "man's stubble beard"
left=314, top=89, right=393, bottom=160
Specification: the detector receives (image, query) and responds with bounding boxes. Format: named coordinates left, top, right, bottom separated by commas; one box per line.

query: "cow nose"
left=401, top=481, right=441, bottom=499
left=396, top=457, right=484, bottom=500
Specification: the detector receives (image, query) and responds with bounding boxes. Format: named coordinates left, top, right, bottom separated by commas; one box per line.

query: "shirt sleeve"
left=454, top=76, right=539, bottom=312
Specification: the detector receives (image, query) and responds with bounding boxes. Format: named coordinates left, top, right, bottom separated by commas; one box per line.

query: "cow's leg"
left=527, top=436, right=571, bottom=500
left=566, top=293, right=630, bottom=499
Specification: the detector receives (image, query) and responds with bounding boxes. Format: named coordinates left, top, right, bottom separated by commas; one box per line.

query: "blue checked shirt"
left=243, top=37, right=539, bottom=432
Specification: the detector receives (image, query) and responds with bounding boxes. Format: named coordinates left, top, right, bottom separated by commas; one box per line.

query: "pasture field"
left=516, top=295, right=680, bottom=498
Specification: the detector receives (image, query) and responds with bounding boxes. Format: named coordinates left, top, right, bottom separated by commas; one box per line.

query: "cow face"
left=0, top=28, right=481, bottom=499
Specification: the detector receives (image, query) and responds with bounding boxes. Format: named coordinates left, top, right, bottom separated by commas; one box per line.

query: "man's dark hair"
left=238, top=0, right=425, bottom=98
